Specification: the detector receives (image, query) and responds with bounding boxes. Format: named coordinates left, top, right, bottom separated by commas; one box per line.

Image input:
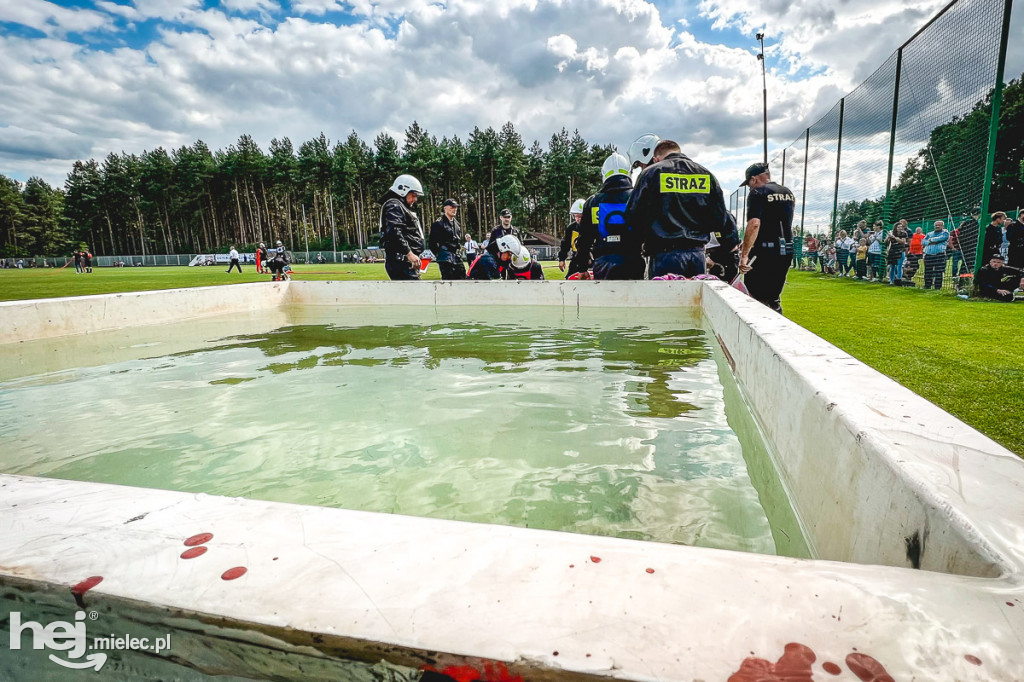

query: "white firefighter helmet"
left=601, top=152, right=631, bottom=180
left=389, top=174, right=424, bottom=197
left=569, top=199, right=585, bottom=215
left=495, top=234, right=522, bottom=255
left=512, top=245, right=532, bottom=270
left=627, top=133, right=660, bottom=168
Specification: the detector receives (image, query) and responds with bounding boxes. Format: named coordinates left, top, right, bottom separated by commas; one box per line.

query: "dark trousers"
left=564, top=257, right=589, bottom=279
left=227, top=259, right=241, bottom=273
left=923, top=254, right=946, bottom=289
left=745, top=253, right=792, bottom=313
left=466, top=253, right=476, bottom=265
left=648, top=248, right=705, bottom=279
left=438, top=260, right=466, bottom=280
left=593, top=254, right=645, bottom=280
left=385, top=257, right=421, bottom=281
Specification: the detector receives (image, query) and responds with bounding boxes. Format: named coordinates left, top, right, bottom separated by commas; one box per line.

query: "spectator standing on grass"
left=854, top=238, right=869, bottom=279
left=227, top=246, right=242, bottom=273
left=1005, top=213, right=1024, bottom=269
left=804, top=234, right=818, bottom=270
left=976, top=253, right=1022, bottom=302
left=73, top=250, right=83, bottom=274
left=835, top=230, right=852, bottom=276
left=982, top=212, right=1007, bottom=262
left=922, top=221, right=950, bottom=290
left=464, top=233, right=478, bottom=266
left=885, top=223, right=908, bottom=285
left=867, top=221, right=885, bottom=281
left=791, top=230, right=803, bottom=269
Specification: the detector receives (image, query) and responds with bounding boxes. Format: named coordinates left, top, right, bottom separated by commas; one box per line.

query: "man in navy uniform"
left=624, top=139, right=737, bottom=278
left=486, top=208, right=522, bottom=258
left=738, top=162, right=796, bottom=313
left=575, top=152, right=644, bottom=279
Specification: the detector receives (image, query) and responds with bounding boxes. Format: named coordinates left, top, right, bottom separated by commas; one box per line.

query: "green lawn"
left=781, top=270, right=1023, bottom=456
left=2, top=264, right=1021, bottom=455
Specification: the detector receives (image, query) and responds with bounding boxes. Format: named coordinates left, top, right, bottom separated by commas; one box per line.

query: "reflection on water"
left=0, top=306, right=805, bottom=557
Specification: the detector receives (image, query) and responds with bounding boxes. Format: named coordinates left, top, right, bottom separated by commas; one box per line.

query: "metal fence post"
left=975, top=0, right=1013, bottom=277
left=883, top=48, right=903, bottom=225
left=781, top=148, right=787, bottom=187
left=800, top=128, right=810, bottom=237
left=831, top=98, right=845, bottom=238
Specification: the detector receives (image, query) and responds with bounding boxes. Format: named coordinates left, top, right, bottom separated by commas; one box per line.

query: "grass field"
left=2, top=264, right=1021, bottom=455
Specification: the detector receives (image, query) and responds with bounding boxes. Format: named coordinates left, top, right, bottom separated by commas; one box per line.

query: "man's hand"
left=406, top=251, right=421, bottom=269
left=558, top=261, right=566, bottom=272
left=997, top=289, right=1011, bottom=296
left=738, top=254, right=752, bottom=274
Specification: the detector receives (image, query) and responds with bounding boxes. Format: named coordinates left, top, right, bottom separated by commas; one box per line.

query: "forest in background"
left=0, top=122, right=614, bottom=258
left=2, top=70, right=1022, bottom=259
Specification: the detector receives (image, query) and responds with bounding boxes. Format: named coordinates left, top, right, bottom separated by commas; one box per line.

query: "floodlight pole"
left=757, top=32, right=767, bottom=164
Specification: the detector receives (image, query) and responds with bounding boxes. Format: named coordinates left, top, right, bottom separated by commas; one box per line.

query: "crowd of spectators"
left=790, top=210, right=1023, bottom=301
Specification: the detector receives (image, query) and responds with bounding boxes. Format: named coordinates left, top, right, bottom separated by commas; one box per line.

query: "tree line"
left=0, top=122, right=615, bottom=258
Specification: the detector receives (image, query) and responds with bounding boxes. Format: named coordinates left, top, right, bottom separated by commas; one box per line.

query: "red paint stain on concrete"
left=181, top=547, right=207, bottom=559
left=421, top=662, right=523, bottom=682
left=822, top=661, right=842, bottom=675
left=965, top=655, right=982, bottom=666
left=70, top=576, right=103, bottom=608
left=184, top=532, right=213, bottom=546
left=728, top=642, right=816, bottom=682
left=221, top=566, right=247, bottom=580
left=846, top=653, right=895, bottom=682
left=71, top=576, right=103, bottom=596
left=645, top=568, right=655, bottom=574
left=590, top=556, right=602, bottom=563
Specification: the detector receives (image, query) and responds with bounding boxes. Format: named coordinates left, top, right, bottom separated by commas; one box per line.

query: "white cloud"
left=0, top=0, right=1016, bottom=193
left=0, top=0, right=114, bottom=37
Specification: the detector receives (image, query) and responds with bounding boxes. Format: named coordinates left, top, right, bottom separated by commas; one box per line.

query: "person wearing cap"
left=624, top=139, right=737, bottom=278
left=976, top=253, right=1022, bottom=302
left=380, top=174, right=426, bottom=280
left=429, top=198, right=466, bottom=280
left=486, top=208, right=522, bottom=258
left=558, top=199, right=590, bottom=278
left=738, top=162, right=796, bottom=313
left=575, top=152, right=644, bottom=280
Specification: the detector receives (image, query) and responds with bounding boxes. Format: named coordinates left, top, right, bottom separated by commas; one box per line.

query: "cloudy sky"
left=1, top=0, right=1021, bottom=193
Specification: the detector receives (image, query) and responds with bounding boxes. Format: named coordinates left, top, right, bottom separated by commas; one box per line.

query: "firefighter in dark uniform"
left=739, top=162, right=796, bottom=314
left=486, top=208, right=522, bottom=258
left=429, top=198, right=465, bottom=280
left=503, top=244, right=545, bottom=280
left=380, top=174, right=426, bottom=281
left=624, top=140, right=737, bottom=278
left=705, top=216, right=741, bottom=283
left=558, top=199, right=589, bottom=278
left=575, top=153, right=644, bottom=280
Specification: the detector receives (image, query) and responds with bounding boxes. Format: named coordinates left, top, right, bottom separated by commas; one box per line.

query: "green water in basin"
left=0, top=305, right=809, bottom=558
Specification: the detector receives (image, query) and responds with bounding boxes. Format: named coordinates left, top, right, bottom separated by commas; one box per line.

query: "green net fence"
left=730, top=0, right=1016, bottom=294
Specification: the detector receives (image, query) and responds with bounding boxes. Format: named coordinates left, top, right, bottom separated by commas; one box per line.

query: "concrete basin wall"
left=2, top=280, right=1023, bottom=681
